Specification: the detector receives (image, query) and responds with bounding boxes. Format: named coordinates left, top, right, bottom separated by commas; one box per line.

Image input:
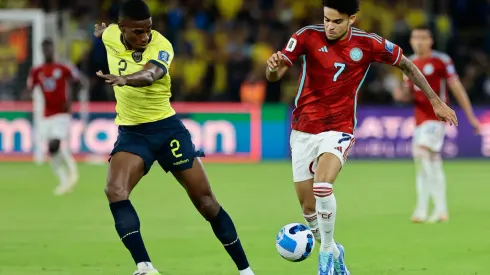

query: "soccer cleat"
left=426, top=213, right=448, bottom=223
left=411, top=216, right=426, bottom=223
left=133, top=271, right=160, bottom=275
left=53, top=173, right=79, bottom=196
left=333, top=243, right=350, bottom=275
left=318, top=251, right=335, bottom=275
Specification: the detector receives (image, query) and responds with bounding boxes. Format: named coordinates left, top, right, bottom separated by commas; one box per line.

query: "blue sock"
left=209, top=207, right=250, bottom=271
left=110, top=200, right=151, bottom=264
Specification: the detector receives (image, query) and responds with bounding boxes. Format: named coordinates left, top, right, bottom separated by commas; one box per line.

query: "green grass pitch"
left=0, top=160, right=489, bottom=274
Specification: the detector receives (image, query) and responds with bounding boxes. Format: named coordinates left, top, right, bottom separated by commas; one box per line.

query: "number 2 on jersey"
left=334, top=62, right=345, bottom=82
left=118, top=60, right=127, bottom=76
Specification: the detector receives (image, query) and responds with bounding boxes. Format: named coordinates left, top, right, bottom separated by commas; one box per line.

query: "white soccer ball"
left=276, top=223, right=315, bottom=262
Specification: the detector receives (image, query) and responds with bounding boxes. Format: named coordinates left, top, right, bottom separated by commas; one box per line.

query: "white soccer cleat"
left=53, top=173, right=78, bottom=196
left=133, top=270, right=161, bottom=275
left=426, top=212, right=448, bottom=223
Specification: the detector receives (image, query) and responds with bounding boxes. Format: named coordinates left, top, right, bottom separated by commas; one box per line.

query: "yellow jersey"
left=102, top=24, right=175, bottom=125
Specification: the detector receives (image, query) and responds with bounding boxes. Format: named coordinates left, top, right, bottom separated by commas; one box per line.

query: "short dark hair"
left=323, top=0, right=360, bottom=16
left=119, top=0, right=151, bottom=21
left=412, top=24, right=432, bottom=33
left=42, top=37, right=53, bottom=46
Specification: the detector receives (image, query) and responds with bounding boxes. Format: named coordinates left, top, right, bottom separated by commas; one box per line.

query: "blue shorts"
left=110, top=115, right=204, bottom=174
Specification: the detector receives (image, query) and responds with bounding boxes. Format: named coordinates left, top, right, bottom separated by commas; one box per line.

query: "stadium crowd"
left=1, top=0, right=489, bottom=105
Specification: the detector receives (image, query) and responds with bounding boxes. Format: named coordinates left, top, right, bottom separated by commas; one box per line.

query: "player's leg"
left=411, top=143, right=431, bottom=222
left=51, top=114, right=78, bottom=195
left=423, top=122, right=448, bottom=222
left=314, top=132, right=354, bottom=275
left=47, top=138, right=69, bottom=191
left=106, top=130, right=159, bottom=274
left=414, top=122, right=448, bottom=223
left=170, top=158, right=254, bottom=275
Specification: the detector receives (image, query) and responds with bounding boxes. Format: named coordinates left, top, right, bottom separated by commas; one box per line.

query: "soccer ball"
left=276, top=223, right=315, bottom=262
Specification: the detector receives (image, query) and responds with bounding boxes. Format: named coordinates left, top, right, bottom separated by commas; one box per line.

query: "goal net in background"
left=0, top=10, right=89, bottom=164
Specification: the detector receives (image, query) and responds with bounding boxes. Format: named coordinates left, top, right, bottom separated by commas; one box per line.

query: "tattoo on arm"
left=398, top=55, right=439, bottom=102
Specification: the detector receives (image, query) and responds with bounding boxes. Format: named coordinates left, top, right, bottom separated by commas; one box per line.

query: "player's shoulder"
left=102, top=24, right=121, bottom=44
left=293, top=24, right=325, bottom=40
left=148, top=30, right=173, bottom=53
left=349, top=27, right=384, bottom=46
left=431, top=50, right=452, bottom=64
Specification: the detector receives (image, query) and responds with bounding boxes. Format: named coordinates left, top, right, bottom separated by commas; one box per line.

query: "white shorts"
left=412, top=120, right=446, bottom=153
left=290, top=130, right=355, bottom=182
left=40, top=113, right=71, bottom=140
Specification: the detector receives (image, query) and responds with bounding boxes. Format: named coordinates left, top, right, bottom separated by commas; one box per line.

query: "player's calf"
left=295, top=179, right=321, bottom=242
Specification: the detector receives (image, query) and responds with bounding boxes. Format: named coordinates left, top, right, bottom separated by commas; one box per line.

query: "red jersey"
left=27, top=62, right=79, bottom=117
left=282, top=25, right=403, bottom=134
left=404, top=51, right=458, bottom=125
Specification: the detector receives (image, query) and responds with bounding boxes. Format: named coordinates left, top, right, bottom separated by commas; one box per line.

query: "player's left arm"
left=448, top=77, right=481, bottom=133
left=97, top=45, right=173, bottom=87
left=397, top=56, right=457, bottom=125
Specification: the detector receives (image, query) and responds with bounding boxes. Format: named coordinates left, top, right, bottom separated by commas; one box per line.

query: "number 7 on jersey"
left=334, top=62, right=345, bottom=82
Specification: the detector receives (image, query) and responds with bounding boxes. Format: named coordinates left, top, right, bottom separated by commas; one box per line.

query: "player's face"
left=119, top=18, right=152, bottom=50
left=323, top=7, right=356, bottom=41
left=42, top=43, right=54, bottom=61
left=410, top=29, right=433, bottom=55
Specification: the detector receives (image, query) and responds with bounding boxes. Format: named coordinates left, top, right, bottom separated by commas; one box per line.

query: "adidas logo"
left=318, top=46, right=328, bottom=52
left=334, top=146, right=343, bottom=153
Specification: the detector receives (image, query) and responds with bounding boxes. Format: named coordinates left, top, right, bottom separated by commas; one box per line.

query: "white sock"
left=239, top=267, right=254, bottom=275
left=430, top=155, right=447, bottom=215
left=313, top=182, right=336, bottom=253
left=303, top=212, right=321, bottom=242
left=303, top=212, right=340, bottom=258
left=59, top=147, right=78, bottom=178
left=413, top=156, right=430, bottom=218
left=50, top=152, right=68, bottom=185
left=137, top=262, right=155, bottom=270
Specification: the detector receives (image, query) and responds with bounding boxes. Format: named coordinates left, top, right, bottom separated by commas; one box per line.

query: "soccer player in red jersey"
left=393, top=25, right=481, bottom=224
left=26, top=38, right=85, bottom=195
left=266, top=1, right=458, bottom=274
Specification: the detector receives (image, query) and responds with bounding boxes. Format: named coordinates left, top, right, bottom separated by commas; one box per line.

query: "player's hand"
left=431, top=99, right=458, bottom=126
left=267, top=51, right=285, bottom=71
left=94, top=23, right=107, bottom=38
left=96, top=70, right=127, bottom=86
left=469, top=116, right=482, bottom=134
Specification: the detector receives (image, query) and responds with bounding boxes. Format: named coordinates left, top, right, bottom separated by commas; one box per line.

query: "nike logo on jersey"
left=318, top=46, right=328, bottom=53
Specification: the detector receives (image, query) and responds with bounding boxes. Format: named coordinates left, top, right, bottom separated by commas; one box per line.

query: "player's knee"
left=314, top=153, right=341, bottom=183
left=196, top=194, right=220, bottom=220
left=48, top=140, right=61, bottom=155
left=105, top=183, right=129, bottom=202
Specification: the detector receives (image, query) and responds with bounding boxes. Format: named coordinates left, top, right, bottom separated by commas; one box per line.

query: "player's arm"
left=393, top=75, right=414, bottom=103
left=266, top=51, right=289, bottom=82
left=266, top=32, right=306, bottom=82
left=97, top=62, right=165, bottom=87
left=397, top=55, right=458, bottom=125
left=448, top=77, right=481, bottom=133
left=21, top=68, right=38, bottom=100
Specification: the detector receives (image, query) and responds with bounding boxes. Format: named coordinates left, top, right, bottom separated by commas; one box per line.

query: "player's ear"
left=118, top=22, right=124, bottom=33
left=349, top=15, right=356, bottom=26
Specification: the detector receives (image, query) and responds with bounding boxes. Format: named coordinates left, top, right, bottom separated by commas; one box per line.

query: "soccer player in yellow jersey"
left=94, top=1, right=255, bottom=275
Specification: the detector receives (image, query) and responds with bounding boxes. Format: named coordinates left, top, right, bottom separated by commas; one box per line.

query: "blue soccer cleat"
left=334, top=243, right=350, bottom=275
left=318, top=251, right=335, bottom=275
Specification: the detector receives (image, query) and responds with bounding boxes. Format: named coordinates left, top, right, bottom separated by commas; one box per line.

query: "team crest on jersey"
left=158, top=50, right=170, bottom=64
left=385, top=40, right=395, bottom=53
left=350, top=48, right=363, bottom=62
left=423, top=63, right=434, bottom=75
left=132, top=51, right=143, bottom=63
left=52, top=68, right=61, bottom=79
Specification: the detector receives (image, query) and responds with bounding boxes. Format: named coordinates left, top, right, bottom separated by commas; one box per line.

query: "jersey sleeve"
left=371, top=35, right=403, bottom=66
left=439, top=54, right=458, bottom=81
left=62, top=64, right=81, bottom=81
left=148, top=40, right=174, bottom=76
left=280, top=32, right=307, bottom=67
left=26, top=68, right=38, bottom=89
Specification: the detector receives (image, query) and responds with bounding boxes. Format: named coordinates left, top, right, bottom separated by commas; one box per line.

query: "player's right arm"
left=266, top=32, right=306, bottom=82
left=22, top=67, right=38, bottom=100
